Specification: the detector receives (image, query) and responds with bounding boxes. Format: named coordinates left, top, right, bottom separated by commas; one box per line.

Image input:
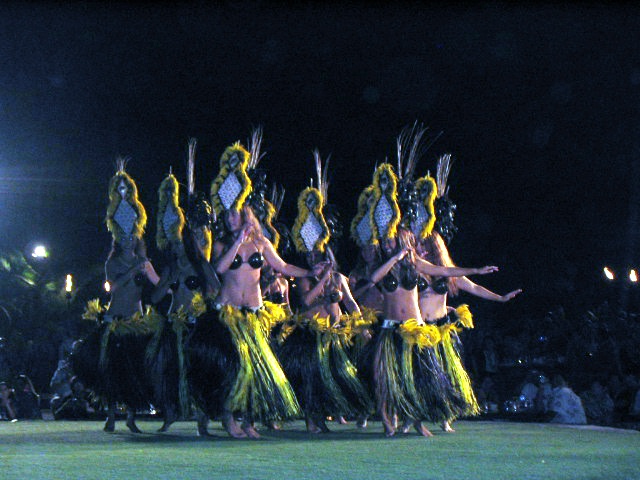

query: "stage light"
left=104, top=281, right=111, bottom=293
left=630, top=269, right=638, bottom=283
left=32, top=245, right=49, bottom=259
left=604, top=267, right=615, bottom=280
left=65, top=274, right=73, bottom=293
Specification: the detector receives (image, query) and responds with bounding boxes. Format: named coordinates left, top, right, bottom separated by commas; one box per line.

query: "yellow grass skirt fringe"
left=219, top=302, right=300, bottom=422
left=435, top=305, right=480, bottom=417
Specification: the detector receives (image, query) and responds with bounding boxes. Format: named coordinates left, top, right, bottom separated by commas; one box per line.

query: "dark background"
left=2, top=2, right=640, bottom=326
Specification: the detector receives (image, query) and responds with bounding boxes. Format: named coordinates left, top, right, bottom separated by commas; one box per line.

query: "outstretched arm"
left=457, top=276, right=522, bottom=302
left=413, top=255, right=498, bottom=278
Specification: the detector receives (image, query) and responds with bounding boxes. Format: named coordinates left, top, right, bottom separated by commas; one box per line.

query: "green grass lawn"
left=1, top=420, right=638, bottom=480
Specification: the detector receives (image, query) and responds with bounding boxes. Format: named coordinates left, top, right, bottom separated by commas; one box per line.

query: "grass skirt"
left=71, top=308, right=154, bottom=411
left=275, top=313, right=373, bottom=418
left=144, top=308, right=191, bottom=420
left=433, top=305, right=480, bottom=417
left=188, top=302, right=300, bottom=423
left=358, top=318, right=464, bottom=422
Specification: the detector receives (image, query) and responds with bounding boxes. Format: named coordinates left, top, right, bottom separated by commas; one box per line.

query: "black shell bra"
left=429, top=277, right=449, bottom=295
left=169, top=275, right=201, bottom=292
left=380, top=265, right=427, bottom=293
left=229, top=252, right=264, bottom=270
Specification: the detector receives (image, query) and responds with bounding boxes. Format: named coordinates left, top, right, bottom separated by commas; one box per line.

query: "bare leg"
left=103, top=402, right=116, bottom=432
left=264, top=420, right=281, bottom=430
left=441, top=420, right=455, bottom=433
left=356, top=415, right=368, bottom=429
left=381, top=403, right=395, bottom=437
left=158, top=405, right=176, bottom=433
left=196, top=411, right=212, bottom=437
left=305, top=414, right=322, bottom=434
left=413, top=420, right=434, bottom=437
left=241, top=420, right=261, bottom=439
left=126, top=406, right=142, bottom=433
left=221, top=410, right=247, bottom=439
left=401, top=418, right=412, bottom=434
left=317, top=416, right=331, bottom=433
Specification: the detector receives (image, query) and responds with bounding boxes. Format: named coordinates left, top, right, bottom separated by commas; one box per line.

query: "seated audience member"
left=630, top=388, right=640, bottom=418
left=549, top=375, right=587, bottom=425
left=13, top=374, right=42, bottom=420
left=580, top=381, right=614, bottom=425
left=535, top=375, right=553, bottom=414
left=52, top=376, right=96, bottom=420
left=49, top=360, right=73, bottom=415
left=0, top=381, right=16, bottom=421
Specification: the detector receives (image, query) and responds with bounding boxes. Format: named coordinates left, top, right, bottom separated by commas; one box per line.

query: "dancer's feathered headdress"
left=105, top=157, right=147, bottom=242
left=246, top=127, right=280, bottom=248
left=350, top=185, right=375, bottom=248
left=210, top=141, right=252, bottom=216
left=369, top=163, right=401, bottom=244
left=156, top=171, right=186, bottom=251
left=434, top=154, right=458, bottom=244
left=183, top=138, right=214, bottom=260
left=291, top=150, right=331, bottom=253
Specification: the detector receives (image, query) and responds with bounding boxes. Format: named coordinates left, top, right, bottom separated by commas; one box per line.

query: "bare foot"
left=242, top=423, right=261, bottom=439
left=441, top=421, right=455, bottom=433
left=414, top=421, right=434, bottom=437
left=158, top=408, right=176, bottom=432
left=197, top=414, right=213, bottom=437
left=383, top=418, right=396, bottom=437
left=265, top=421, right=281, bottom=431
left=356, top=416, right=368, bottom=429
left=401, top=419, right=412, bottom=434
left=306, top=417, right=322, bottom=434
left=103, top=415, right=115, bottom=433
left=126, top=411, right=142, bottom=434
left=317, top=418, right=331, bottom=433
left=222, top=412, right=247, bottom=439
left=381, top=407, right=395, bottom=437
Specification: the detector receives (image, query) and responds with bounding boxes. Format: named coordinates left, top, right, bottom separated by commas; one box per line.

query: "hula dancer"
left=414, top=155, right=521, bottom=431
left=149, top=139, right=220, bottom=433
left=279, top=151, right=374, bottom=433
left=358, top=125, right=498, bottom=437
left=189, top=138, right=315, bottom=439
left=72, top=158, right=160, bottom=433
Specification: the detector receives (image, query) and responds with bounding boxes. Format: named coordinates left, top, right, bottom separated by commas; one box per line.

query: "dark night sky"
left=1, top=2, right=640, bottom=317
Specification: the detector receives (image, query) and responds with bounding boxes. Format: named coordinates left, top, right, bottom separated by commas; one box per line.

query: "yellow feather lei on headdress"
left=369, top=163, right=401, bottom=244
left=105, top=171, right=147, bottom=241
left=210, top=142, right=252, bottom=216
left=350, top=185, right=374, bottom=247
left=414, top=175, right=437, bottom=240
left=156, top=174, right=186, bottom=251
left=292, top=187, right=330, bottom=253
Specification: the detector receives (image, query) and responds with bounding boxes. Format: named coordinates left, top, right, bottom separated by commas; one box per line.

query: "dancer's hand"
left=395, top=248, right=409, bottom=262
left=501, top=289, right=522, bottom=302
left=475, top=266, right=499, bottom=275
